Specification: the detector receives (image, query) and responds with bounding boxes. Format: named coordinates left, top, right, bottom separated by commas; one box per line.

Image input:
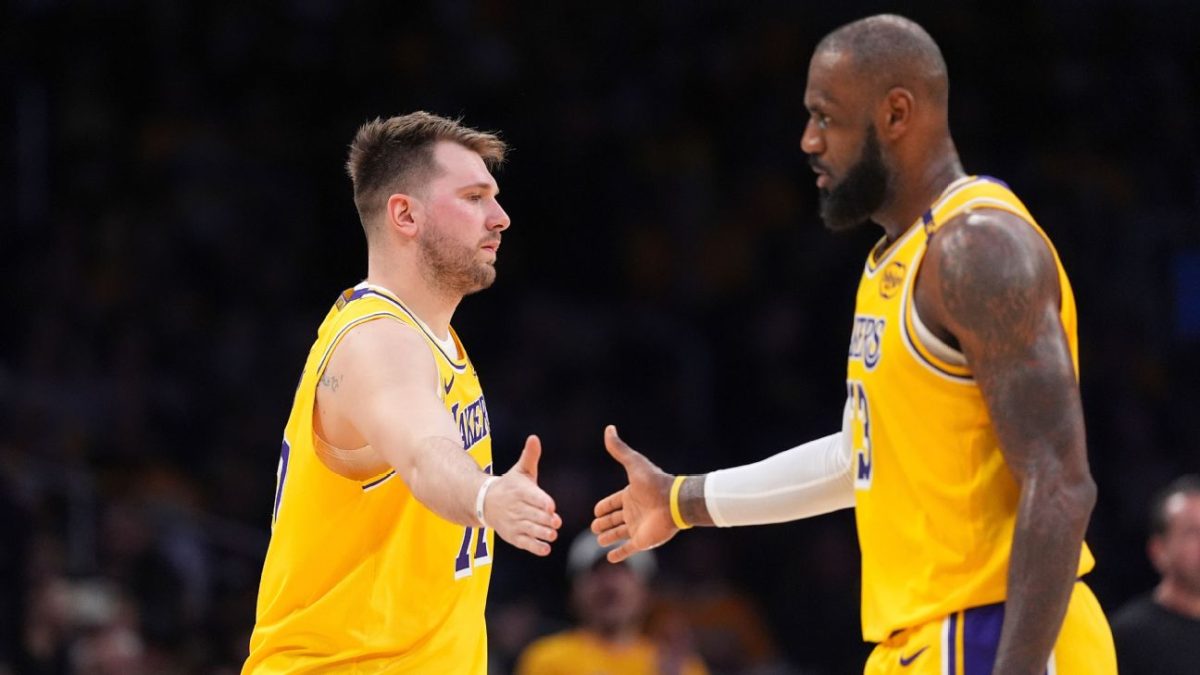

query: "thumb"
left=514, top=434, right=542, bottom=480
left=603, top=425, right=638, bottom=468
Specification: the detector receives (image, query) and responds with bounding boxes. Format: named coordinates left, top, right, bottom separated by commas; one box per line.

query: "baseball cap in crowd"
left=565, top=530, right=657, bottom=581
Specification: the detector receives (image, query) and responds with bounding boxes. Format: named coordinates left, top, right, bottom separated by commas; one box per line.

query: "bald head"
left=815, top=14, right=948, bottom=107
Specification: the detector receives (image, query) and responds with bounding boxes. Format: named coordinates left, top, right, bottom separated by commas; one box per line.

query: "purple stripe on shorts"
left=946, top=611, right=957, bottom=675
left=962, top=603, right=1005, bottom=675
left=960, top=601, right=1052, bottom=675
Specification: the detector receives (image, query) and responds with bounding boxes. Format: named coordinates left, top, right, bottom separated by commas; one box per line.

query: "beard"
left=418, top=224, right=496, bottom=297
left=818, top=126, right=892, bottom=232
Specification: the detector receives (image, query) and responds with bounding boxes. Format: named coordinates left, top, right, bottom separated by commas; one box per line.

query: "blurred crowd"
left=3, top=1, right=1198, bottom=673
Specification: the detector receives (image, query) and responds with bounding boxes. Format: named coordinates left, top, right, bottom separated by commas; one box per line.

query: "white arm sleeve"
left=704, top=402, right=855, bottom=527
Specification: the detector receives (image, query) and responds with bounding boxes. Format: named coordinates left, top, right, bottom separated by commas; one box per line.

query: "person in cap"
left=515, top=531, right=707, bottom=675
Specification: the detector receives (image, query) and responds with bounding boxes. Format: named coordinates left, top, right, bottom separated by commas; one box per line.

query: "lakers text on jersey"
left=244, top=283, right=494, bottom=674
left=846, top=176, right=1095, bottom=641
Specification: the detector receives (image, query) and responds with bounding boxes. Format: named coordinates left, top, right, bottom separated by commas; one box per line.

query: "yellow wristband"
left=669, top=475, right=692, bottom=530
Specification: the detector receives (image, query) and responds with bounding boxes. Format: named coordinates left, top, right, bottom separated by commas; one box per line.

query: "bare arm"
left=321, top=319, right=560, bottom=555
left=921, top=211, right=1096, bottom=674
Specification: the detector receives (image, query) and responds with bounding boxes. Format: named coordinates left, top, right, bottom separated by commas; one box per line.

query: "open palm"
left=591, top=425, right=679, bottom=562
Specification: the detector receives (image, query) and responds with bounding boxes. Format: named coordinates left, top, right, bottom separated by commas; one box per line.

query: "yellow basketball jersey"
left=515, top=630, right=709, bottom=675
left=245, top=283, right=494, bottom=674
left=846, top=176, right=1095, bottom=642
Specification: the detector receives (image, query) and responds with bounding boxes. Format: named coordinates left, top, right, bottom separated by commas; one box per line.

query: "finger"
left=602, top=425, right=639, bottom=468
left=517, top=502, right=561, bottom=529
left=593, top=490, right=625, bottom=518
left=524, top=523, right=558, bottom=543
left=514, top=434, right=542, bottom=480
left=606, top=539, right=640, bottom=563
left=590, top=511, right=624, bottom=535
left=516, top=535, right=552, bottom=557
left=595, top=524, right=630, bottom=547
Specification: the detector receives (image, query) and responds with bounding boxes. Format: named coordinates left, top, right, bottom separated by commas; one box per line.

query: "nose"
left=801, top=118, right=824, bottom=156
left=489, top=199, right=511, bottom=232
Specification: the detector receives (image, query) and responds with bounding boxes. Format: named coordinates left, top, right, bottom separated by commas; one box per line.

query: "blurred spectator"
left=24, top=577, right=156, bottom=675
left=515, top=530, right=707, bottom=675
left=651, top=532, right=801, bottom=675
left=1110, top=475, right=1200, bottom=675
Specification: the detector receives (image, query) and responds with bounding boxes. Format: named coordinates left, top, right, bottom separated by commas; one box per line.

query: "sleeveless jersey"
left=245, top=283, right=494, bottom=674
left=846, top=176, right=1094, bottom=641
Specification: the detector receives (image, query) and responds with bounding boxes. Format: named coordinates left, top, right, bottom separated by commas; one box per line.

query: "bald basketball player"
left=593, top=15, right=1116, bottom=675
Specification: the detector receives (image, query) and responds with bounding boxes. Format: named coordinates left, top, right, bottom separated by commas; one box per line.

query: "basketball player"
left=244, top=112, right=562, bottom=673
left=592, top=15, right=1116, bottom=675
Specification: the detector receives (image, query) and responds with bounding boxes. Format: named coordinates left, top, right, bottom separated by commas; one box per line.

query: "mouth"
left=810, top=162, right=831, bottom=189
left=480, top=240, right=500, bottom=255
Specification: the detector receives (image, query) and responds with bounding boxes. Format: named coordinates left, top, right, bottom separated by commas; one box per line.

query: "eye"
left=814, top=113, right=830, bottom=130
left=465, top=193, right=483, bottom=202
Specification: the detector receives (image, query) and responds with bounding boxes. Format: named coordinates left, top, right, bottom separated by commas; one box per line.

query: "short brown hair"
left=1150, top=474, right=1200, bottom=537
left=345, top=111, right=506, bottom=228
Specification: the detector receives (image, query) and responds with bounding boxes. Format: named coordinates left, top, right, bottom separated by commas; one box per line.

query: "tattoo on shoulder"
left=320, top=372, right=343, bottom=392
left=935, top=217, right=1053, bottom=346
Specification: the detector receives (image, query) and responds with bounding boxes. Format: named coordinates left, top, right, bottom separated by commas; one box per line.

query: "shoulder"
left=327, top=316, right=430, bottom=370
left=1110, top=594, right=1164, bottom=634
left=321, top=316, right=439, bottom=407
left=929, top=209, right=1056, bottom=293
left=922, top=208, right=1059, bottom=337
left=338, top=314, right=426, bottom=351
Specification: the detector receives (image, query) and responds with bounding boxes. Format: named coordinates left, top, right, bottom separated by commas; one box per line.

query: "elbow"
left=1024, top=458, right=1096, bottom=531
left=1058, top=467, right=1097, bottom=528
left=1073, top=471, right=1097, bottom=519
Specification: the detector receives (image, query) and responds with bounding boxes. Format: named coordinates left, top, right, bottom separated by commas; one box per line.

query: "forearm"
left=993, top=470, right=1096, bottom=674
left=675, top=432, right=854, bottom=528
left=404, top=435, right=489, bottom=527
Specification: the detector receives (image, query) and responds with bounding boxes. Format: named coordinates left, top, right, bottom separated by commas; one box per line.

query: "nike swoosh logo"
left=442, top=375, right=454, bottom=395
left=899, top=646, right=929, bottom=667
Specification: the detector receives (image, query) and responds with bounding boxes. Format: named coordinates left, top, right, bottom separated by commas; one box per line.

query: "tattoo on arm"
left=932, top=212, right=1095, bottom=675
left=934, top=213, right=1080, bottom=478
left=320, top=372, right=343, bottom=392
left=680, top=474, right=715, bottom=527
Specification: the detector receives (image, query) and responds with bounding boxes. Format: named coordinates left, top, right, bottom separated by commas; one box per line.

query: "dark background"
left=3, top=1, right=1198, bottom=673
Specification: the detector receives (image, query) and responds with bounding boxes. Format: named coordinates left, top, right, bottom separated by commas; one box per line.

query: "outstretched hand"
left=485, top=435, right=562, bottom=556
left=591, top=425, right=679, bottom=562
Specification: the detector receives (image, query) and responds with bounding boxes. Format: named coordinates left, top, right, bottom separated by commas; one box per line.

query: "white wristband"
left=475, top=476, right=500, bottom=529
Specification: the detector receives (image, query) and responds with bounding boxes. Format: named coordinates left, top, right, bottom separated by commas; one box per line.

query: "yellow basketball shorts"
left=863, top=582, right=1115, bottom=675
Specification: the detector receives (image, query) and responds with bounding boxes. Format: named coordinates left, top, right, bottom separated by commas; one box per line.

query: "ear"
left=386, top=193, right=420, bottom=238
left=1148, top=535, right=1168, bottom=575
left=880, top=86, right=915, bottom=140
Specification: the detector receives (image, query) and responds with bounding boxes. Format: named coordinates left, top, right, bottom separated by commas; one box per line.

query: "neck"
left=873, top=140, right=965, bottom=241
left=366, top=251, right=459, bottom=339
left=585, top=621, right=640, bottom=645
left=1155, top=579, right=1200, bottom=619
